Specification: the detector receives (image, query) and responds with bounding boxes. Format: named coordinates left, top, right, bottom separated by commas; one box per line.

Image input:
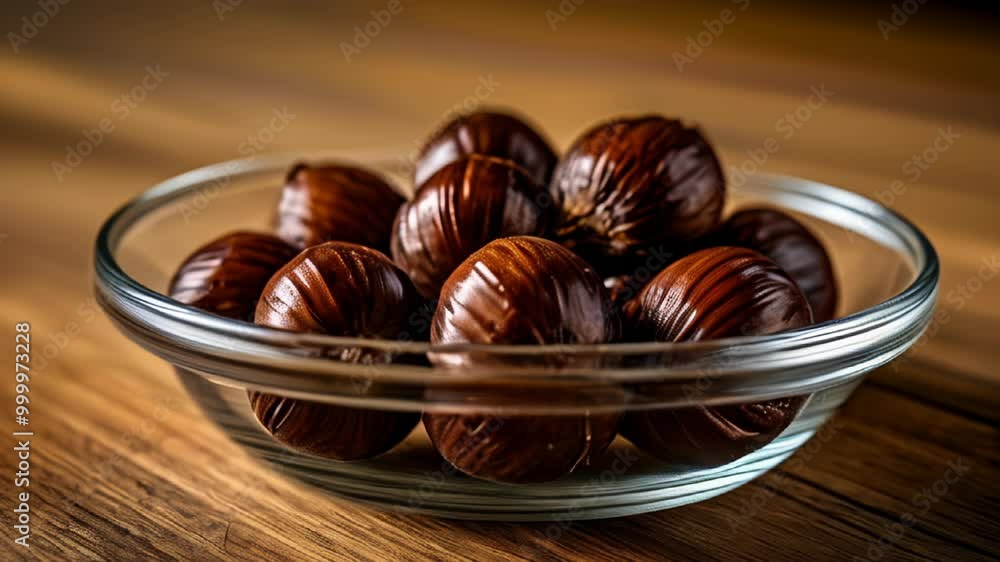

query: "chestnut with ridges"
left=168, top=231, right=297, bottom=321
left=391, top=154, right=551, bottom=299
left=414, top=110, right=557, bottom=189
left=715, top=207, right=838, bottom=322
left=621, top=246, right=811, bottom=467
left=250, top=241, right=423, bottom=460
left=275, top=162, right=405, bottom=252
left=549, top=115, right=725, bottom=267
left=425, top=236, right=621, bottom=483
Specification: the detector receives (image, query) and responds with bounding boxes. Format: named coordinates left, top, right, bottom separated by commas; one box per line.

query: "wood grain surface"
left=1, top=1, right=998, bottom=560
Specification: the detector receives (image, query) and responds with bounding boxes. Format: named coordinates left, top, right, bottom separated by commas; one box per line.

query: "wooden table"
left=2, top=1, right=997, bottom=559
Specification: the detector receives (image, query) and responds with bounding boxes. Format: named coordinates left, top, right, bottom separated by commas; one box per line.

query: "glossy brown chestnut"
left=715, top=207, right=838, bottom=322
left=391, top=155, right=552, bottom=299
left=624, top=397, right=807, bottom=468
left=422, top=404, right=620, bottom=484
left=431, top=236, right=618, bottom=346
left=251, top=242, right=423, bottom=460
left=425, top=236, right=621, bottom=483
left=549, top=115, right=725, bottom=268
left=275, top=162, right=405, bottom=252
left=414, top=110, right=557, bottom=188
left=621, top=246, right=812, bottom=467
left=247, top=392, right=417, bottom=461
left=168, top=231, right=297, bottom=321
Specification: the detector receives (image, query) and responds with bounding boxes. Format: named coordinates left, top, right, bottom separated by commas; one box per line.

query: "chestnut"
left=715, top=207, right=838, bottom=322
left=391, top=154, right=551, bottom=299
left=425, top=236, right=621, bottom=483
left=247, top=392, right=417, bottom=461
left=621, top=247, right=811, bottom=467
left=422, top=402, right=620, bottom=484
left=276, top=162, right=405, bottom=252
left=624, top=397, right=807, bottom=468
left=549, top=115, right=725, bottom=268
left=431, top=237, right=618, bottom=345
left=168, top=231, right=297, bottom=321
left=414, top=110, right=557, bottom=188
left=251, top=242, right=423, bottom=460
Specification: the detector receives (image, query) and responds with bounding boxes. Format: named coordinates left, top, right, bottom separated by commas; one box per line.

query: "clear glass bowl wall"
left=94, top=152, right=938, bottom=520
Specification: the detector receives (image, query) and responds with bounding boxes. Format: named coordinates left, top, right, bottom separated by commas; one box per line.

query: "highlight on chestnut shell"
left=424, top=236, right=621, bottom=483
left=621, top=246, right=812, bottom=467
left=391, top=154, right=552, bottom=299
left=715, top=207, right=839, bottom=322
left=168, top=230, right=298, bottom=321
left=549, top=115, right=725, bottom=269
left=275, top=162, right=405, bottom=252
left=414, top=110, right=558, bottom=189
left=251, top=241, right=424, bottom=460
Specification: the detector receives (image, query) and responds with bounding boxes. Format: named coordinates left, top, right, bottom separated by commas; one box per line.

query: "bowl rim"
left=93, top=150, right=939, bottom=405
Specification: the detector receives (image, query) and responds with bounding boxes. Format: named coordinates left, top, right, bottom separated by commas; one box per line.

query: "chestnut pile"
left=169, top=110, right=838, bottom=483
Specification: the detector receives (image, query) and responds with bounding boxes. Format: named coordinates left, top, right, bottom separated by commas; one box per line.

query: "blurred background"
left=1, top=1, right=997, bottom=559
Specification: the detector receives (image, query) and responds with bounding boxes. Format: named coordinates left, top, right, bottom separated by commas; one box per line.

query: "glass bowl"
left=93, top=151, right=938, bottom=521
